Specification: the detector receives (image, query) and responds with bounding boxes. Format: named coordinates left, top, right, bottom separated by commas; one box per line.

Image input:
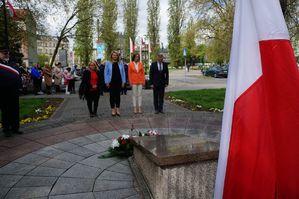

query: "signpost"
left=183, top=48, right=187, bottom=83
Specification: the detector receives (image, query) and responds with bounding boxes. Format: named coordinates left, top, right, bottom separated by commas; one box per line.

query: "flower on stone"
left=111, top=139, right=120, bottom=149
left=35, top=108, right=42, bottom=114
left=121, top=134, right=130, bottom=140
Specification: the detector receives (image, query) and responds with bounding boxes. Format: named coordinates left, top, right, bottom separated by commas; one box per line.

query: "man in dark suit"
left=0, top=47, right=23, bottom=137
left=149, top=53, right=169, bottom=114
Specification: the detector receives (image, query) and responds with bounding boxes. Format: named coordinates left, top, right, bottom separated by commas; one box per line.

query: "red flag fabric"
left=214, top=0, right=299, bottom=198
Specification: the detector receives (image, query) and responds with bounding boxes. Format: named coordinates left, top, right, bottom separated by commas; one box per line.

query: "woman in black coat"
left=81, top=61, right=101, bottom=117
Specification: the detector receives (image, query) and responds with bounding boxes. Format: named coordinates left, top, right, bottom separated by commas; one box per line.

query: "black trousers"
left=85, top=91, right=100, bottom=114
left=33, top=78, right=41, bottom=94
left=68, top=79, right=75, bottom=93
left=153, top=86, right=165, bottom=111
left=0, top=90, right=19, bottom=132
left=109, top=87, right=121, bottom=108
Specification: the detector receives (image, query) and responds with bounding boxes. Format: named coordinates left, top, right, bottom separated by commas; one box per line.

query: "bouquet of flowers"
left=100, top=130, right=160, bottom=159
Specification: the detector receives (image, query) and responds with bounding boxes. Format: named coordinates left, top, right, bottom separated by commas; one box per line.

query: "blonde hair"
left=110, top=51, right=120, bottom=62
left=88, top=61, right=98, bottom=71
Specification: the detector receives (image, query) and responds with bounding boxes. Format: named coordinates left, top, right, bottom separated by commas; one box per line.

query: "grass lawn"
left=167, top=89, right=225, bottom=111
left=0, top=98, right=63, bottom=124
left=20, top=98, right=48, bottom=119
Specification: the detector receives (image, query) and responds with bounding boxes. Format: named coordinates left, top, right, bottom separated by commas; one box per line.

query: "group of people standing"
left=30, top=62, right=76, bottom=95
left=80, top=51, right=169, bottom=117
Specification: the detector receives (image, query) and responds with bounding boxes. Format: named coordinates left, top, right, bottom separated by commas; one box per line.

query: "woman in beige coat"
left=53, top=62, right=63, bottom=92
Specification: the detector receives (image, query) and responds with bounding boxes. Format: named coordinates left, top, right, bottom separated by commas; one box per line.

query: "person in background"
left=81, top=61, right=101, bottom=117
left=31, top=63, right=43, bottom=95
left=128, top=53, right=145, bottom=114
left=98, top=60, right=105, bottom=96
left=53, top=62, right=63, bottom=93
left=149, top=53, right=169, bottom=114
left=63, top=67, right=72, bottom=95
left=68, top=64, right=77, bottom=93
left=43, top=62, right=52, bottom=94
left=104, top=51, right=126, bottom=116
left=0, top=47, right=23, bottom=137
left=121, top=63, right=128, bottom=95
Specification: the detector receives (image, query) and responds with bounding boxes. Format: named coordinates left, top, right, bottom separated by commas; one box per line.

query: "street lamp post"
left=1, top=0, right=9, bottom=49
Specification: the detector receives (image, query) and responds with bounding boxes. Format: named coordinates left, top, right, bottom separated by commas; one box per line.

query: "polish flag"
left=6, top=0, right=16, bottom=17
left=129, top=37, right=134, bottom=54
left=214, top=0, right=299, bottom=199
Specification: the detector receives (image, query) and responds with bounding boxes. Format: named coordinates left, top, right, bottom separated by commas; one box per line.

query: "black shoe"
left=155, top=110, right=159, bottom=114
left=13, top=130, right=23, bottom=135
left=90, top=113, right=94, bottom=118
left=93, top=113, right=98, bottom=117
left=159, top=110, right=164, bottom=114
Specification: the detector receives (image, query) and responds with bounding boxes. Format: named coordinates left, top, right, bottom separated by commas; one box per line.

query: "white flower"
left=121, top=134, right=130, bottom=139
left=35, top=108, right=42, bottom=113
left=111, top=139, right=120, bottom=149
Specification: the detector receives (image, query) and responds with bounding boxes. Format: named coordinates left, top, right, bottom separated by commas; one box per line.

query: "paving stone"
left=93, top=188, right=138, bottom=199
left=13, top=153, right=49, bottom=166
left=107, top=163, right=133, bottom=175
left=68, top=137, right=95, bottom=146
left=5, top=186, right=51, bottom=199
left=125, top=194, right=142, bottom=199
left=79, top=155, right=119, bottom=169
left=49, top=192, right=95, bottom=199
left=119, top=160, right=130, bottom=166
left=62, top=163, right=102, bottom=179
left=40, top=159, right=74, bottom=169
left=97, top=140, right=113, bottom=148
left=0, top=162, right=35, bottom=175
left=33, top=146, right=64, bottom=158
left=86, top=134, right=109, bottom=142
left=98, top=170, right=134, bottom=181
left=83, top=143, right=108, bottom=153
left=27, top=166, right=66, bottom=177
left=52, top=142, right=79, bottom=152
left=102, top=131, right=121, bottom=139
left=0, top=175, right=23, bottom=187
left=54, top=152, right=85, bottom=163
left=50, top=177, right=94, bottom=196
left=68, top=147, right=95, bottom=158
left=94, top=179, right=135, bottom=192
left=14, top=176, right=57, bottom=187
left=0, top=187, right=10, bottom=198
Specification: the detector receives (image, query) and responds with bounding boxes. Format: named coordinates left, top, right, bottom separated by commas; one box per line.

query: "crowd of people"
left=20, top=62, right=79, bottom=95
left=1, top=46, right=169, bottom=137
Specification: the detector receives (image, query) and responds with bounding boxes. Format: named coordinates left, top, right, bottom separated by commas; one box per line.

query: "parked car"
left=203, top=65, right=228, bottom=78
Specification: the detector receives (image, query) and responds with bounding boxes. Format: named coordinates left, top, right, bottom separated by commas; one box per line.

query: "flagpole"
left=2, top=0, right=9, bottom=49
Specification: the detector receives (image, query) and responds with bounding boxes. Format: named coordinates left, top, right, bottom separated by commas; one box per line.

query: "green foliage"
left=37, top=54, right=49, bottom=66
left=181, top=20, right=206, bottom=66
left=99, top=0, right=118, bottom=59
left=74, top=0, right=94, bottom=66
left=167, top=0, right=185, bottom=68
left=190, top=0, right=234, bottom=64
left=123, top=0, right=138, bottom=61
left=167, top=89, right=225, bottom=110
left=0, top=9, right=24, bottom=64
left=147, top=0, right=160, bottom=59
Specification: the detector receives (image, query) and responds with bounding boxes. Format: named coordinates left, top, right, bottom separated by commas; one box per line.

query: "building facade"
left=37, top=35, right=71, bottom=66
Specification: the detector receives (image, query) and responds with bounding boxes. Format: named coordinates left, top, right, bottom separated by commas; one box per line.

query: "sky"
left=118, top=0, right=169, bottom=46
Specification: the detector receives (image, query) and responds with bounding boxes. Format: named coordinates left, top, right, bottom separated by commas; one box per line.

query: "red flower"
left=122, top=140, right=127, bottom=145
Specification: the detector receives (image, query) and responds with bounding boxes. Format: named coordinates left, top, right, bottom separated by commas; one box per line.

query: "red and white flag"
left=129, top=37, right=134, bottom=54
left=6, top=0, right=16, bottom=17
left=214, top=0, right=299, bottom=199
